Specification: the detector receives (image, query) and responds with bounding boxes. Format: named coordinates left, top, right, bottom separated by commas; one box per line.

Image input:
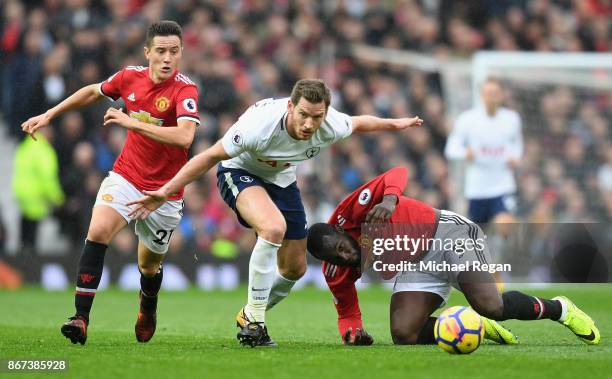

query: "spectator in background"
left=2, top=29, right=46, bottom=138
left=12, top=126, right=64, bottom=254
left=2, top=0, right=611, bottom=261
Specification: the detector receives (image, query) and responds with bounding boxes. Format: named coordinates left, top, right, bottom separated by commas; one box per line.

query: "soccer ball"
left=434, top=306, right=484, bottom=354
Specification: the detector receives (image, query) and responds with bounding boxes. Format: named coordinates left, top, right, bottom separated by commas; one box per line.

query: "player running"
left=127, top=79, right=423, bottom=347
left=21, top=21, right=200, bottom=345
left=306, top=167, right=600, bottom=346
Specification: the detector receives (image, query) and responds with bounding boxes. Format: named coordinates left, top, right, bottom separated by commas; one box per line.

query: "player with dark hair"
left=127, top=79, right=424, bottom=347
left=21, top=20, right=200, bottom=345
left=306, top=167, right=600, bottom=346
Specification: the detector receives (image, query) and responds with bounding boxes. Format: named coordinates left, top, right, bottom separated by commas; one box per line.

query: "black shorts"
left=216, top=163, right=307, bottom=240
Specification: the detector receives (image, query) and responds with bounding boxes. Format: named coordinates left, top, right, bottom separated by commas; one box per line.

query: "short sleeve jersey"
left=99, top=66, right=200, bottom=200
left=220, top=97, right=352, bottom=187
left=444, top=107, right=522, bottom=199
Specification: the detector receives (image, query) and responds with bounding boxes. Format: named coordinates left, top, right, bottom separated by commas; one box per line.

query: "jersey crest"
left=305, top=147, right=320, bottom=158
left=154, top=96, right=170, bottom=112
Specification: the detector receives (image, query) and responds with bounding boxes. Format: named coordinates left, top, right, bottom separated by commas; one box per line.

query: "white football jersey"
left=444, top=106, right=523, bottom=199
left=221, top=97, right=353, bottom=187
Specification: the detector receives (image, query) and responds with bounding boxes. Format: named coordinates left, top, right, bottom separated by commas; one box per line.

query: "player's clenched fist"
left=343, top=327, right=374, bottom=346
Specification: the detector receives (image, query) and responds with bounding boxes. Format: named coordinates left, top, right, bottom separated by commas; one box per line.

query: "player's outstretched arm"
left=21, top=83, right=103, bottom=140
left=351, top=115, right=423, bottom=134
left=322, top=262, right=373, bottom=345
left=127, top=140, right=230, bottom=219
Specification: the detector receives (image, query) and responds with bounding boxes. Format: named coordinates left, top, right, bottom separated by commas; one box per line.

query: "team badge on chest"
left=155, top=96, right=170, bottom=112
left=305, top=147, right=320, bottom=158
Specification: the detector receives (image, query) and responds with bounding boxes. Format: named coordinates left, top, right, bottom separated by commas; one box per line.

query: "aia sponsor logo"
left=129, top=110, right=163, bottom=126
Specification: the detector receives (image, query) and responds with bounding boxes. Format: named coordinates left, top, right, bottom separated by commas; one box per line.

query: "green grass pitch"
left=1, top=285, right=610, bottom=379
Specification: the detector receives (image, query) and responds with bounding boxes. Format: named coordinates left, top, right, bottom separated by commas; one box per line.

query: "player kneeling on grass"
left=306, top=167, right=600, bottom=346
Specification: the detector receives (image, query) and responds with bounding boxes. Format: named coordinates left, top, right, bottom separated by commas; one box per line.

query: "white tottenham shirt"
left=221, top=97, right=353, bottom=187
left=444, top=106, right=523, bottom=199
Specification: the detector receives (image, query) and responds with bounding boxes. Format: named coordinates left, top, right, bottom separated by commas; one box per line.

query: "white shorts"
left=94, top=171, right=183, bottom=254
left=392, top=210, right=492, bottom=306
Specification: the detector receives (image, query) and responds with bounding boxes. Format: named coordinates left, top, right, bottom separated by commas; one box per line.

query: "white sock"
left=244, top=237, right=281, bottom=323
left=267, top=270, right=297, bottom=310
left=557, top=299, right=568, bottom=322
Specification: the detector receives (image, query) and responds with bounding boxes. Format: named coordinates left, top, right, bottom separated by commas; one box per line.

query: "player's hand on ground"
left=394, top=116, right=423, bottom=131
left=21, top=113, right=51, bottom=141
left=343, top=327, right=374, bottom=346
left=104, top=107, right=134, bottom=129
left=127, top=190, right=168, bottom=220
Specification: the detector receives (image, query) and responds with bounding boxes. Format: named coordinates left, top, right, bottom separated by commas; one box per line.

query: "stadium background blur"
left=1, top=0, right=611, bottom=289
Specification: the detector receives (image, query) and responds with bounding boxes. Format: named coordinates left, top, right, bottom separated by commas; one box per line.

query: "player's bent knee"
left=278, top=262, right=306, bottom=281
left=257, top=222, right=287, bottom=244
left=139, top=262, right=160, bottom=277
left=86, top=225, right=115, bottom=245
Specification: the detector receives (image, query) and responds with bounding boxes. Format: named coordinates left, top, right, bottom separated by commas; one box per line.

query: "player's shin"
left=266, top=270, right=297, bottom=310
left=74, top=240, right=107, bottom=322
left=140, top=265, right=163, bottom=313
left=501, top=291, right=562, bottom=321
left=416, top=317, right=437, bottom=344
left=245, top=237, right=281, bottom=323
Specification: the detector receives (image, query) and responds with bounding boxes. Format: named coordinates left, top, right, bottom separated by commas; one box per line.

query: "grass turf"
left=0, top=285, right=610, bottom=379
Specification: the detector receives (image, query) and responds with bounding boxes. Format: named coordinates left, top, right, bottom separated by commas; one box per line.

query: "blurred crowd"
left=1, top=0, right=611, bottom=256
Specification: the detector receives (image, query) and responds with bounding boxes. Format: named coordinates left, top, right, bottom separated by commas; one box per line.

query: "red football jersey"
left=328, top=167, right=437, bottom=243
left=322, top=167, right=438, bottom=337
left=99, top=66, right=200, bottom=200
